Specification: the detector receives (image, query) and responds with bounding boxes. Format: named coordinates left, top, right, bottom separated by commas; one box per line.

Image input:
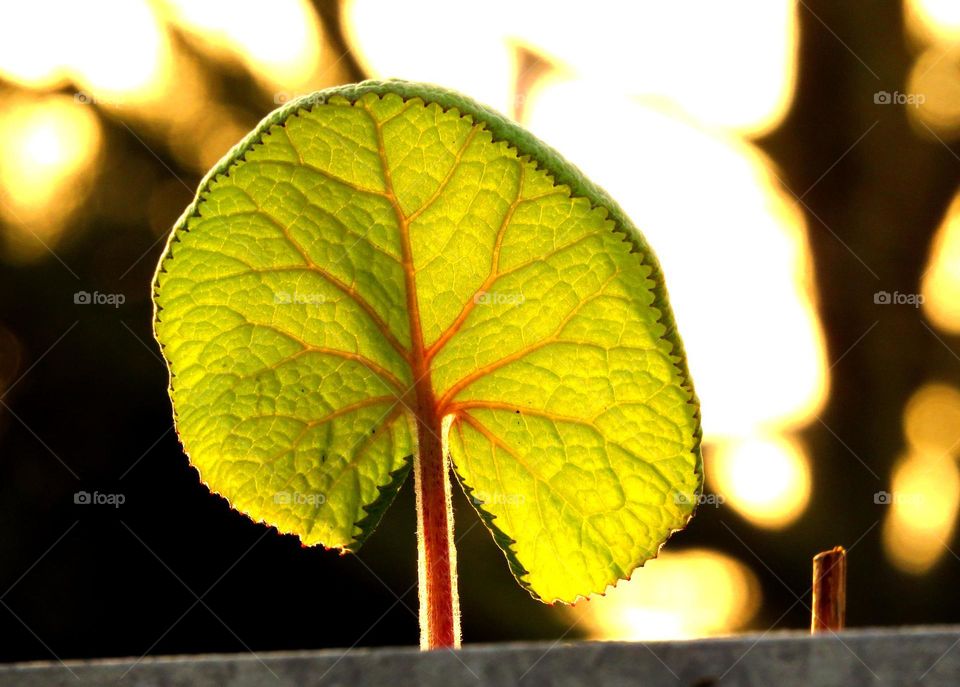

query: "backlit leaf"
left=154, top=80, right=702, bottom=603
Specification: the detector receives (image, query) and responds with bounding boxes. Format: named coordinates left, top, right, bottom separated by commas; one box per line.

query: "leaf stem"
left=413, top=398, right=460, bottom=649
left=364, top=103, right=461, bottom=649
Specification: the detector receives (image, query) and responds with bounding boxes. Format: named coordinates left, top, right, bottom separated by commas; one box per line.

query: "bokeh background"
left=2, top=0, right=960, bottom=666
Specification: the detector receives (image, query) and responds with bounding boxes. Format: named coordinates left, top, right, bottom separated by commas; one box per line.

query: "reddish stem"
left=372, top=108, right=460, bottom=649
left=412, top=382, right=460, bottom=649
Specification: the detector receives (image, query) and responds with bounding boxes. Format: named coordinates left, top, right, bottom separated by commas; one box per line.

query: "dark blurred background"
left=2, top=0, right=960, bottom=668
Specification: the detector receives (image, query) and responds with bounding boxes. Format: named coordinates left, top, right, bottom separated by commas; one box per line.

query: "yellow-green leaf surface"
left=154, top=80, right=702, bottom=603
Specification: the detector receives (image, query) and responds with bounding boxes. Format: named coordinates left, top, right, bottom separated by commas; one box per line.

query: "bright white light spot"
left=709, top=434, right=812, bottom=528
left=0, top=0, right=170, bottom=104
left=344, top=0, right=796, bottom=135
left=343, top=0, right=514, bottom=114
left=907, top=0, right=960, bottom=43
left=572, top=549, right=761, bottom=641
left=0, top=95, right=103, bottom=257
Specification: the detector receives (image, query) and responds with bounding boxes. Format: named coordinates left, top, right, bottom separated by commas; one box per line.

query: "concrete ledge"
left=2, top=626, right=958, bottom=686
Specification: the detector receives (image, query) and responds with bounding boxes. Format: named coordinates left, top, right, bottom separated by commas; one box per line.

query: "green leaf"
left=154, top=80, right=702, bottom=603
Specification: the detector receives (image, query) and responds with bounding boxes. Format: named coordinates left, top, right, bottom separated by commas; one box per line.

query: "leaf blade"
left=154, top=81, right=702, bottom=596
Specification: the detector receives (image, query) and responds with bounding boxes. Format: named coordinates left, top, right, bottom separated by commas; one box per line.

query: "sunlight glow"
left=73, top=0, right=170, bottom=102
left=884, top=383, right=960, bottom=574
left=0, top=0, right=171, bottom=104
left=903, top=382, right=960, bottom=456
left=525, top=80, right=828, bottom=438
left=906, top=0, right=960, bottom=43
left=0, top=96, right=103, bottom=259
left=882, top=451, right=960, bottom=575
left=511, top=0, right=797, bottom=136
left=0, top=96, right=102, bottom=220
left=159, top=0, right=324, bottom=90
left=0, top=0, right=70, bottom=88
left=343, top=0, right=796, bottom=135
left=922, top=191, right=960, bottom=333
left=907, top=48, right=960, bottom=137
left=573, top=549, right=761, bottom=641
left=709, top=435, right=812, bottom=528
left=343, top=0, right=515, bottom=115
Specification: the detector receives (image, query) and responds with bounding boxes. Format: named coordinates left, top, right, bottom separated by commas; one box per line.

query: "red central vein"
left=364, top=104, right=459, bottom=651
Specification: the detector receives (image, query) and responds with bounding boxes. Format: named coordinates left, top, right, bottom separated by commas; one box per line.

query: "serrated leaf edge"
left=152, top=80, right=703, bottom=576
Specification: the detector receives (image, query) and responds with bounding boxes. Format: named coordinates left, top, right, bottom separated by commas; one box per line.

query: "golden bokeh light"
left=906, top=48, right=960, bottom=138
left=906, top=0, right=960, bottom=43
left=512, top=0, right=797, bottom=136
left=572, top=549, right=761, bottom=641
left=903, top=382, right=960, bottom=455
left=343, top=0, right=517, bottom=115
left=0, top=95, right=103, bottom=258
left=159, top=0, right=325, bottom=91
left=709, top=434, right=812, bottom=529
left=882, top=451, right=960, bottom=575
left=525, top=79, right=828, bottom=438
left=0, top=0, right=70, bottom=88
left=922, top=191, right=960, bottom=332
left=343, top=0, right=796, bottom=136
left=0, top=0, right=219, bottom=180
left=71, top=0, right=171, bottom=104
left=0, top=0, right=171, bottom=105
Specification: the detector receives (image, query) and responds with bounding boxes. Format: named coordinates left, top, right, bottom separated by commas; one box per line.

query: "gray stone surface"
left=1, top=626, right=958, bottom=686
